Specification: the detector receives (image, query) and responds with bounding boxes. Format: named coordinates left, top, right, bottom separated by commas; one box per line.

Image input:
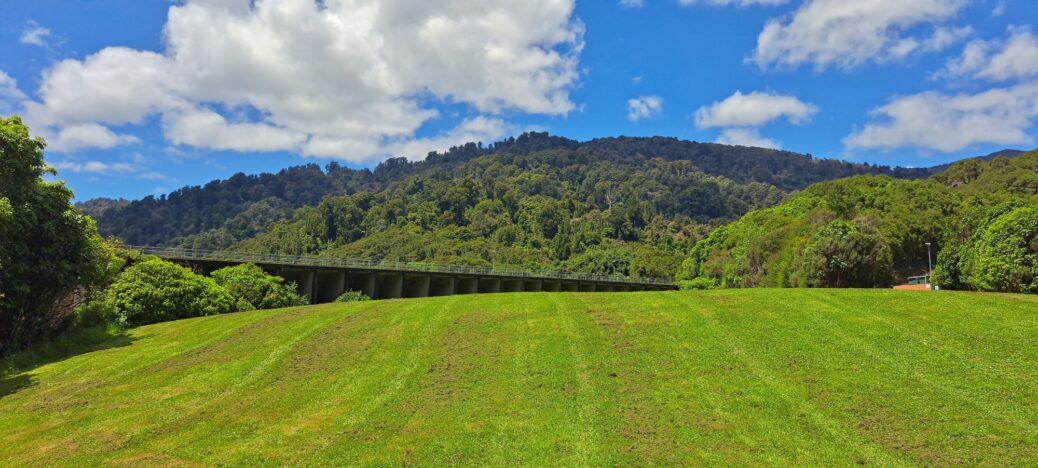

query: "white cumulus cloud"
left=716, top=128, right=780, bottom=149
left=679, top=0, right=789, bottom=6
left=627, top=95, right=663, bottom=122
left=386, top=116, right=511, bottom=161
left=751, top=0, right=970, bottom=70
left=0, top=71, right=27, bottom=114
left=942, top=26, right=1038, bottom=82
left=22, top=0, right=584, bottom=162
left=844, top=83, right=1038, bottom=152
left=694, top=91, right=817, bottom=128
left=695, top=91, right=816, bottom=150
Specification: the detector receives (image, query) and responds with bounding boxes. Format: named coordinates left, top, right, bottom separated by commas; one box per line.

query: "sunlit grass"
left=1, top=290, right=1036, bottom=465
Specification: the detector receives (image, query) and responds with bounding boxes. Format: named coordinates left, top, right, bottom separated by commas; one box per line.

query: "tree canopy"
left=0, top=116, right=112, bottom=353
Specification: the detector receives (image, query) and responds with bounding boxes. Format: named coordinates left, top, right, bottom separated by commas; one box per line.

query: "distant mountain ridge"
left=926, top=149, right=1027, bottom=173
left=78, top=133, right=1024, bottom=255
left=76, top=133, right=1037, bottom=281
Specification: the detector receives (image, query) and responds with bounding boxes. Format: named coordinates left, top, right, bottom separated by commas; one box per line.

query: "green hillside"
left=3, top=290, right=1037, bottom=465
left=680, top=158, right=1038, bottom=292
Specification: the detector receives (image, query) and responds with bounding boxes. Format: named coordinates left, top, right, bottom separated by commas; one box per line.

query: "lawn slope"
left=2, top=290, right=1037, bottom=465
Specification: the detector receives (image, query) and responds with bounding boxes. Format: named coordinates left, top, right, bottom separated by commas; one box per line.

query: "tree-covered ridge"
left=88, top=132, right=938, bottom=247
left=679, top=176, right=961, bottom=288
left=932, top=149, right=1037, bottom=199
left=680, top=167, right=1037, bottom=293
left=231, top=150, right=785, bottom=278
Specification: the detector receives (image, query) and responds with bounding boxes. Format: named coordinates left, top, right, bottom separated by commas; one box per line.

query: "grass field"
left=2, top=290, right=1037, bottom=465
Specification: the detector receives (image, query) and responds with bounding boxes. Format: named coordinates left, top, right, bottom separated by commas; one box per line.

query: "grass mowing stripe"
left=2, top=290, right=1037, bottom=465
left=789, top=292, right=1038, bottom=461
left=0, top=307, right=294, bottom=463
left=694, top=290, right=1038, bottom=464
left=792, top=292, right=1038, bottom=438
left=545, top=293, right=606, bottom=464
left=662, top=291, right=905, bottom=465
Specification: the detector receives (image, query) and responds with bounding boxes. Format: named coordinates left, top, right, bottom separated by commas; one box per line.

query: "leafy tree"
left=937, top=202, right=1038, bottom=293
left=106, top=259, right=236, bottom=326
left=210, top=263, right=308, bottom=311
left=0, top=116, right=112, bottom=354
left=793, top=220, right=894, bottom=288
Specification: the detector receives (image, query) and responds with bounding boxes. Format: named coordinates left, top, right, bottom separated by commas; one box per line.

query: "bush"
left=106, top=259, right=236, bottom=326
left=678, top=278, right=719, bottom=290
left=210, top=263, right=308, bottom=311
left=966, top=206, right=1038, bottom=293
left=336, top=290, right=371, bottom=303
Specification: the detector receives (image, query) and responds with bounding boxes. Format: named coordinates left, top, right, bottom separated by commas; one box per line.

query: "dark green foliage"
left=935, top=201, right=1038, bottom=293
left=681, top=176, right=956, bottom=288
left=91, top=133, right=934, bottom=251
left=683, top=164, right=1038, bottom=292
left=0, top=116, right=112, bottom=354
left=678, top=277, right=718, bottom=290
left=229, top=150, right=781, bottom=277
left=74, top=197, right=129, bottom=219
left=335, top=290, right=371, bottom=303
left=933, top=150, right=1037, bottom=199
left=793, top=220, right=894, bottom=288
left=210, top=264, right=308, bottom=311
left=106, top=259, right=236, bottom=326
left=562, top=247, right=635, bottom=277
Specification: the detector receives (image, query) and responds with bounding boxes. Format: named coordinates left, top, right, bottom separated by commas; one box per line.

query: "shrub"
left=106, top=259, right=236, bottom=326
left=210, top=263, right=308, bottom=311
left=678, top=278, right=719, bottom=290
left=336, top=290, right=371, bottom=303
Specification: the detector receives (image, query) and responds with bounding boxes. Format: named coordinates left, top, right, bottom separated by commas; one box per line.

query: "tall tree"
left=0, top=116, right=111, bottom=354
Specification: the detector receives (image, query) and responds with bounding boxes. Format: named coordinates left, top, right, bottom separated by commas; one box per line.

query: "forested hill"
left=87, top=133, right=938, bottom=248
left=679, top=150, right=1037, bottom=292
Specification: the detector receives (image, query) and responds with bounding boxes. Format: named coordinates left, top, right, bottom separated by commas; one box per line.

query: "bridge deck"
left=132, top=246, right=678, bottom=303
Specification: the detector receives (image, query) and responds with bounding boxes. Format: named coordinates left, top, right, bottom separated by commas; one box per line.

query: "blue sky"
left=1, top=0, right=1037, bottom=200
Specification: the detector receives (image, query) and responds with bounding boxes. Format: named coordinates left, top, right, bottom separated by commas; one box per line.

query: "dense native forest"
left=680, top=151, right=1038, bottom=292
left=86, top=133, right=942, bottom=279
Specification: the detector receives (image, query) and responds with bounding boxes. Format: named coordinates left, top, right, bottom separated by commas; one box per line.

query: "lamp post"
left=925, top=242, right=933, bottom=285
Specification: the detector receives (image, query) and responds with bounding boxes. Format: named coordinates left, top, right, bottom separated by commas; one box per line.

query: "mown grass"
left=1, top=290, right=1037, bottom=465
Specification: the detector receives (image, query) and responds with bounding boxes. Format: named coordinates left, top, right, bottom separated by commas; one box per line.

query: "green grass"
left=2, top=290, right=1037, bottom=465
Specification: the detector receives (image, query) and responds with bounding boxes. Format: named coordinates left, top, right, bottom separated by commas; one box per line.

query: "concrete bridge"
left=133, top=247, right=678, bottom=304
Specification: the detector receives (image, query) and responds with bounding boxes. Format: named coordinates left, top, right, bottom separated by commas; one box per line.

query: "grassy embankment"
left=1, top=290, right=1037, bottom=465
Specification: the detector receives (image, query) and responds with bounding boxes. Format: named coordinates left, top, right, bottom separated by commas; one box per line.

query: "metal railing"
left=129, top=246, right=677, bottom=286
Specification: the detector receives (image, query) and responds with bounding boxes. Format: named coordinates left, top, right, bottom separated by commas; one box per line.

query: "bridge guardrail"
left=128, top=246, right=677, bottom=286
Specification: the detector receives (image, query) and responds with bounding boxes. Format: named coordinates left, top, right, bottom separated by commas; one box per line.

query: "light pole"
left=925, top=242, right=933, bottom=285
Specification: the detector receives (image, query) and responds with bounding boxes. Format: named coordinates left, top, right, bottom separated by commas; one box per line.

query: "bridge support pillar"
left=403, top=274, right=431, bottom=298
left=347, top=271, right=377, bottom=299
left=542, top=281, right=561, bottom=292
left=478, top=278, right=501, bottom=294
left=614, top=284, right=630, bottom=292
left=456, top=276, right=478, bottom=295
left=597, top=284, right=614, bottom=293
left=429, top=276, right=455, bottom=297
left=315, top=271, right=346, bottom=303
left=561, top=282, right=579, bottom=292
left=281, top=269, right=317, bottom=303
left=578, top=282, right=596, bottom=293
left=501, top=279, right=523, bottom=293
left=377, top=273, right=403, bottom=300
